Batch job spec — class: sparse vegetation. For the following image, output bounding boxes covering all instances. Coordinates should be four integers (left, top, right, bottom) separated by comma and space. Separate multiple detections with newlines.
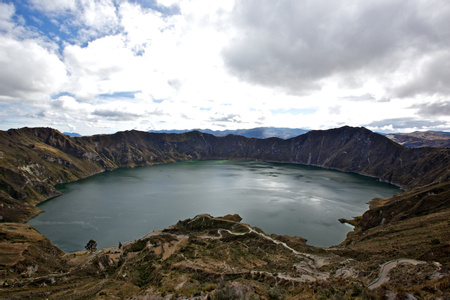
124, 238, 149, 253
1, 213, 450, 299
85, 239, 97, 252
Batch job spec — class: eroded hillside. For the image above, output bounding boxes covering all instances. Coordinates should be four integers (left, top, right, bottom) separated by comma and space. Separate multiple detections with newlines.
336, 182, 450, 268
1, 213, 449, 299
385, 131, 450, 148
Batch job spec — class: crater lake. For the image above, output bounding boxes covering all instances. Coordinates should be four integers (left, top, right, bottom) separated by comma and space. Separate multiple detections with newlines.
28, 160, 401, 252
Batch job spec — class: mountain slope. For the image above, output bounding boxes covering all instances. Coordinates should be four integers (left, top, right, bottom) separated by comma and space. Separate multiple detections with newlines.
338, 181, 450, 268
385, 131, 450, 148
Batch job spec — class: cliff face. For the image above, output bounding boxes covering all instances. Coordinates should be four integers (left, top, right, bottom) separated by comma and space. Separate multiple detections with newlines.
352, 181, 450, 232
1, 126, 450, 221
338, 181, 450, 270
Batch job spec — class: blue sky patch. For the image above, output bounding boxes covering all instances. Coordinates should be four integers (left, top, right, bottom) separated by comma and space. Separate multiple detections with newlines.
99, 91, 137, 99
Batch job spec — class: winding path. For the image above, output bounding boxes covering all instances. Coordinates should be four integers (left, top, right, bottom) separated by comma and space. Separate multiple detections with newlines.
185, 216, 362, 284
124, 218, 433, 288
201, 223, 334, 282
368, 259, 426, 290
153, 225, 430, 288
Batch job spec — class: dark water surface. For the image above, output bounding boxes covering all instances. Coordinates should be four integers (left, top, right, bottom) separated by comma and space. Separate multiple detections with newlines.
29, 160, 401, 252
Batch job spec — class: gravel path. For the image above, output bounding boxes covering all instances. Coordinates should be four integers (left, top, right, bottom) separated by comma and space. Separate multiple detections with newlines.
368, 259, 426, 289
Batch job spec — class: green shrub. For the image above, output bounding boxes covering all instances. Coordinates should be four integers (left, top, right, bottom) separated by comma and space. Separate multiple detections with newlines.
125, 238, 148, 253
430, 238, 441, 245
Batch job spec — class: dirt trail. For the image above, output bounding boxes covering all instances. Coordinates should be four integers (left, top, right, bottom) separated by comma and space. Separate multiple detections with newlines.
368, 259, 426, 289
201, 224, 338, 283
245, 226, 339, 268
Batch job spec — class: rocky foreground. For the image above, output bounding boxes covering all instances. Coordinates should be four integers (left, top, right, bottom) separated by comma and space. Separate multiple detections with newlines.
1, 207, 449, 299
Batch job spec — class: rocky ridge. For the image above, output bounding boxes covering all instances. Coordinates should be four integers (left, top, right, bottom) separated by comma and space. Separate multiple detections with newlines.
385, 131, 450, 148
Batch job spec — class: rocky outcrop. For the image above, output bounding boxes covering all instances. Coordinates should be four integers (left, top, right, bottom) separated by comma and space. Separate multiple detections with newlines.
353, 181, 450, 231
337, 180, 450, 273
1, 126, 450, 221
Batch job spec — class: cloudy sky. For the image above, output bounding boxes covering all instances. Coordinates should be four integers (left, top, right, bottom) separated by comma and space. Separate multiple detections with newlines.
0, 0, 449, 135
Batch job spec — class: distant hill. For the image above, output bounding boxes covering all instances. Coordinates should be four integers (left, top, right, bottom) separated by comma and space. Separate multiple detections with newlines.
385, 131, 450, 148
149, 127, 309, 139
63, 132, 82, 137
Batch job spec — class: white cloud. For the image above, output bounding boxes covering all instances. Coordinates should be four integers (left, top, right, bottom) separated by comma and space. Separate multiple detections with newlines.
0, 2, 67, 102
51, 95, 91, 111
0, 2, 16, 32
78, 0, 119, 35
392, 50, 450, 97
119, 2, 168, 48
0, 36, 67, 100
223, 0, 450, 98
29, 0, 120, 43
156, 0, 180, 8
1, 0, 450, 134
63, 35, 132, 99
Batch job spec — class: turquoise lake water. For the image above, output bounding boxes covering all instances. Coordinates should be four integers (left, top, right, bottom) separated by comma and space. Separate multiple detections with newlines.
29, 160, 401, 252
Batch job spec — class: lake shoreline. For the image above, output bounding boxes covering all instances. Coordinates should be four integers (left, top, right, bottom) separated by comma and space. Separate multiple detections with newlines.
29, 160, 400, 252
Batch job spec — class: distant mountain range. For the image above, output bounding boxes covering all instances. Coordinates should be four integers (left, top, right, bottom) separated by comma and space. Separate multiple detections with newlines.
385, 131, 450, 148
152, 128, 450, 148
65, 128, 450, 148
62, 132, 82, 137
149, 127, 309, 139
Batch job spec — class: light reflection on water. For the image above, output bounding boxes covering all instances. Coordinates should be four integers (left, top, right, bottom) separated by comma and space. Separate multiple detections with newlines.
29, 160, 401, 252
